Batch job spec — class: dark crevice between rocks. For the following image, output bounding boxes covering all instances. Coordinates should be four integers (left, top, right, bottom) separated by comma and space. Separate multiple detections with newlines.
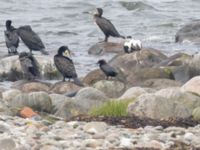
67, 115, 200, 129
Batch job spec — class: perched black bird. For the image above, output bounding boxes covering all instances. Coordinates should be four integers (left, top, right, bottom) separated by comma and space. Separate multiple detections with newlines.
94, 8, 125, 42
54, 46, 83, 86
97, 59, 118, 79
17, 25, 48, 55
19, 52, 40, 80
4, 20, 19, 54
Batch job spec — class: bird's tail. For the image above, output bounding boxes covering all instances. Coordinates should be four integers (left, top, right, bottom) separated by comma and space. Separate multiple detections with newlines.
73, 77, 84, 87
120, 35, 125, 39
41, 49, 49, 55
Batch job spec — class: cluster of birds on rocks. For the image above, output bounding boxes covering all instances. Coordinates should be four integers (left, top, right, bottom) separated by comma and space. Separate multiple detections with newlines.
4, 8, 142, 86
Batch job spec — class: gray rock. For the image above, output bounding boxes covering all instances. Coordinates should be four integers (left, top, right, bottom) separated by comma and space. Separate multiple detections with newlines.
182, 76, 200, 96
192, 107, 200, 121
83, 122, 108, 134
142, 78, 181, 90
74, 87, 108, 113
0, 138, 16, 150
2, 89, 21, 101
49, 94, 69, 113
175, 21, 200, 43
11, 91, 52, 113
54, 99, 84, 118
119, 87, 148, 100
156, 88, 200, 112
128, 93, 191, 120
0, 55, 60, 81
93, 80, 126, 98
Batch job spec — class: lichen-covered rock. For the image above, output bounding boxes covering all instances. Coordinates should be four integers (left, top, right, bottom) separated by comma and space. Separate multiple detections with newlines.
74, 87, 108, 113
128, 93, 191, 120
93, 80, 126, 98
11, 91, 52, 113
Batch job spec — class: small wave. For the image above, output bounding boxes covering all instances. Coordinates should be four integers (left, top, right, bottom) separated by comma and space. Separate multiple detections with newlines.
45, 31, 78, 36
119, 1, 156, 11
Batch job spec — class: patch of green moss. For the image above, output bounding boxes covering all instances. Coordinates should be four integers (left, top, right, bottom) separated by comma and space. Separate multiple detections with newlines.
89, 99, 134, 117
163, 67, 175, 80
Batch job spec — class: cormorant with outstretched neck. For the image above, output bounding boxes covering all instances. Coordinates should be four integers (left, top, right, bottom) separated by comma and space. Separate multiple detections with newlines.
17, 25, 48, 55
4, 20, 19, 54
54, 46, 83, 86
19, 52, 40, 80
97, 59, 118, 79
94, 8, 125, 42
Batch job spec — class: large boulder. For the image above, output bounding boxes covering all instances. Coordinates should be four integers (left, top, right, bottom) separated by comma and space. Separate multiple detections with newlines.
109, 48, 167, 70
49, 81, 82, 94
88, 42, 124, 55
156, 88, 200, 112
175, 21, 200, 43
142, 78, 181, 89
2, 89, 22, 101
0, 55, 61, 81
93, 80, 126, 98
10, 91, 52, 113
74, 87, 108, 113
181, 76, 200, 96
128, 93, 191, 120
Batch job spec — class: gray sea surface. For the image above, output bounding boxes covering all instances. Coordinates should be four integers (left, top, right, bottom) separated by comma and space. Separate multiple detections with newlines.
0, 0, 200, 76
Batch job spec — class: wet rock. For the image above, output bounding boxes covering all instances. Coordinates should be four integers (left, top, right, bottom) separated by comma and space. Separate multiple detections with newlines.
50, 81, 82, 94
175, 21, 200, 43
128, 93, 191, 120
192, 107, 200, 121
11, 91, 52, 113
21, 82, 50, 93
74, 87, 108, 113
83, 122, 108, 134
83, 69, 107, 85
142, 78, 181, 89
110, 48, 167, 70
181, 76, 200, 96
93, 80, 126, 98
119, 87, 148, 100
2, 89, 21, 101
0, 138, 16, 150
88, 42, 124, 55
0, 55, 60, 81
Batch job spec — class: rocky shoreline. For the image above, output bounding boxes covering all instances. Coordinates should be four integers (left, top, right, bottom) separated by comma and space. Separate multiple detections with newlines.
1, 34, 200, 149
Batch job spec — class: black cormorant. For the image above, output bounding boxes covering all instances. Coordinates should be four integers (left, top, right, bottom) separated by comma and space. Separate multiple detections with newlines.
4, 20, 19, 54
97, 59, 118, 79
17, 25, 48, 55
94, 8, 125, 42
54, 46, 83, 86
19, 52, 40, 80
123, 36, 142, 53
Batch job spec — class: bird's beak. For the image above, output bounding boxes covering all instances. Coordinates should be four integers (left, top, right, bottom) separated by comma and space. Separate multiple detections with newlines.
63, 50, 71, 58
